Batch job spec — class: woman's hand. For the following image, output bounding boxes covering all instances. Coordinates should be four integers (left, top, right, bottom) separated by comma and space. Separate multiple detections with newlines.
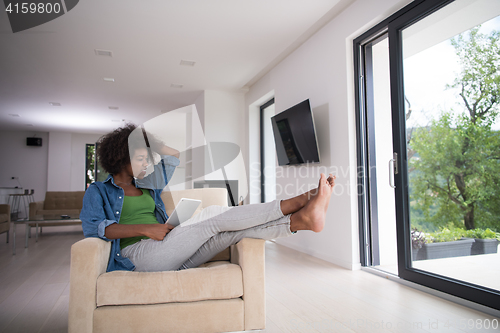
142, 223, 175, 241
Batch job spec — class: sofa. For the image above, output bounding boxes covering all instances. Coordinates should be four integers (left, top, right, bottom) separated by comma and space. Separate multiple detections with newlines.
0, 204, 11, 243
28, 191, 85, 232
69, 188, 266, 333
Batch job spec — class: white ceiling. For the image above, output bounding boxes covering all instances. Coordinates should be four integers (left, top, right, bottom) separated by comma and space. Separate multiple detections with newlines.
0, 0, 351, 134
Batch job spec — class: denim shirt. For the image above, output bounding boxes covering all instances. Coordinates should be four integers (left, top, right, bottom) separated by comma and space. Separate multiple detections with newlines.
80, 155, 180, 272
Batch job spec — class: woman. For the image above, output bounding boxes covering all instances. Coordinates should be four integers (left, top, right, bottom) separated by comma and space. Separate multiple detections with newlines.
81, 124, 335, 272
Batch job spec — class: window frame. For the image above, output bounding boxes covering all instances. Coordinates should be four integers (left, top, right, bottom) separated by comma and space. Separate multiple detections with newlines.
260, 98, 275, 203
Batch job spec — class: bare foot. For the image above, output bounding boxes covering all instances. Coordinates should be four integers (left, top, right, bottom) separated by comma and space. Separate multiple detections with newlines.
281, 174, 336, 215
306, 174, 336, 199
290, 173, 335, 232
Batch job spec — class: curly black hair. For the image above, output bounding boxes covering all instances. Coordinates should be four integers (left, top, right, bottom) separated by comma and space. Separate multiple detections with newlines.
96, 123, 137, 175
96, 123, 165, 175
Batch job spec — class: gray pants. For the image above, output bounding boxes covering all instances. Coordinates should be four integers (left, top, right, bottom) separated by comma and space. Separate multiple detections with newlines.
121, 200, 294, 272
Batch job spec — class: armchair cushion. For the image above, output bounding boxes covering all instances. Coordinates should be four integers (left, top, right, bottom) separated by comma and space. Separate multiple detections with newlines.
96, 261, 243, 306
161, 188, 228, 217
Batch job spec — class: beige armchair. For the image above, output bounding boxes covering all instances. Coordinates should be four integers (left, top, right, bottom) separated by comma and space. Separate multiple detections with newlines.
0, 204, 11, 243
69, 188, 266, 333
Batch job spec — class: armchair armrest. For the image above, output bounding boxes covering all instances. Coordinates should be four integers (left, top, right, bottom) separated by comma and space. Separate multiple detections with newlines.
29, 201, 44, 219
230, 238, 266, 330
0, 204, 10, 217
69, 238, 111, 333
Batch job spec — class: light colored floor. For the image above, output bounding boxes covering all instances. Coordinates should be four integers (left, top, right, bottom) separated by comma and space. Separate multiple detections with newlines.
0, 225, 80, 333
0, 225, 499, 333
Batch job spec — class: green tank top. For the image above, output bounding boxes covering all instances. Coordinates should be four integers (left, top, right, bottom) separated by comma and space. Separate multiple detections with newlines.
119, 189, 159, 250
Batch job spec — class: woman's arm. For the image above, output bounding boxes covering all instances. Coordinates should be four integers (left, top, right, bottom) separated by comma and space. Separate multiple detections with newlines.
157, 144, 180, 158
81, 184, 118, 241
148, 134, 180, 158
104, 223, 175, 241
137, 143, 180, 190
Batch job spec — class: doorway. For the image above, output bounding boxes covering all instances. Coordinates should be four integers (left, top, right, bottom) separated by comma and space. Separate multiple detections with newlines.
260, 98, 277, 203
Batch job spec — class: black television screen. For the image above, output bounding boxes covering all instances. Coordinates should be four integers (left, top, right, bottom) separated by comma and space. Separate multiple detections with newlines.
271, 99, 320, 166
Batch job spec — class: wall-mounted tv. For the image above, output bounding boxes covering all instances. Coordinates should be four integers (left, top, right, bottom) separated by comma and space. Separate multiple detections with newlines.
271, 99, 320, 166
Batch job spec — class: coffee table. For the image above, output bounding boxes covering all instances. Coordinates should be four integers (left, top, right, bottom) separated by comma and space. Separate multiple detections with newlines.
12, 217, 81, 255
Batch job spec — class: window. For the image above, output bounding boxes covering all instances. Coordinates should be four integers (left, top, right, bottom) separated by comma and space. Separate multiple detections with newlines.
85, 144, 95, 189
260, 98, 277, 203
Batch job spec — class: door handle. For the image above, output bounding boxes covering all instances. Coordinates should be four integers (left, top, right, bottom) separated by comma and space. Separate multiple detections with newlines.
389, 152, 398, 188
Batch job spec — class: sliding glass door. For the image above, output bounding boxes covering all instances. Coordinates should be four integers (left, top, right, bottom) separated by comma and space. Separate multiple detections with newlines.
356, 0, 500, 310
358, 33, 399, 275
401, 0, 500, 293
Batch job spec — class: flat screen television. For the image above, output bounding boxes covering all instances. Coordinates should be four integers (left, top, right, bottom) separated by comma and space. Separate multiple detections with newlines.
271, 99, 320, 166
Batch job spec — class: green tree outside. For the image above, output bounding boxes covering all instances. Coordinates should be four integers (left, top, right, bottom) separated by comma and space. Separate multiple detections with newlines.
86, 144, 96, 189
409, 27, 500, 232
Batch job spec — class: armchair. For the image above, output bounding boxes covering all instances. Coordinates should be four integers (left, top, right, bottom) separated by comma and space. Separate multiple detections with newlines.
69, 188, 266, 333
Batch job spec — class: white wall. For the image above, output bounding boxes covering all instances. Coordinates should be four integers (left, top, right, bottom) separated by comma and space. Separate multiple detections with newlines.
204, 90, 245, 150
245, 0, 412, 270
192, 92, 207, 183
47, 132, 102, 191
47, 132, 72, 191
0, 130, 101, 204
0, 131, 49, 202
203, 90, 247, 200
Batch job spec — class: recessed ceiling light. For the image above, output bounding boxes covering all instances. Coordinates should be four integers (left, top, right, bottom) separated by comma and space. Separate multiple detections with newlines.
180, 60, 196, 67
171, 83, 184, 88
95, 49, 113, 57
103, 78, 115, 82
49, 102, 61, 106
108, 106, 119, 110
8, 114, 20, 117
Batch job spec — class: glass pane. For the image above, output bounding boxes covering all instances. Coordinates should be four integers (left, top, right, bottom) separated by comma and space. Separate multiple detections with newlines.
403, 0, 500, 291
365, 35, 399, 275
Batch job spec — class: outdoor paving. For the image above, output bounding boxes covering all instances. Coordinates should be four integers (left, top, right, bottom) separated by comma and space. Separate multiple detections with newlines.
376, 245, 500, 291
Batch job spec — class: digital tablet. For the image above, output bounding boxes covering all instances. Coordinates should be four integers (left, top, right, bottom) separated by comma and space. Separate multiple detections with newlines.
166, 198, 202, 227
